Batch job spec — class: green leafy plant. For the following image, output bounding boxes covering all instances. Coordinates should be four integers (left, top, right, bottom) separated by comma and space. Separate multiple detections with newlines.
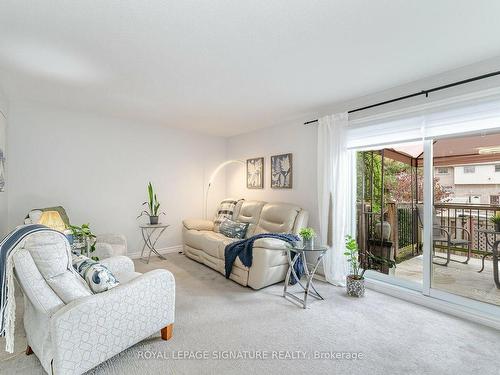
344, 235, 396, 280
299, 227, 316, 240
137, 182, 166, 218
344, 235, 363, 279
490, 213, 500, 224
69, 223, 98, 261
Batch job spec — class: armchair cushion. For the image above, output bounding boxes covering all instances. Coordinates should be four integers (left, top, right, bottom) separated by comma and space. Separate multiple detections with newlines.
183, 219, 214, 231
72, 254, 119, 293
13, 249, 65, 315
24, 231, 92, 304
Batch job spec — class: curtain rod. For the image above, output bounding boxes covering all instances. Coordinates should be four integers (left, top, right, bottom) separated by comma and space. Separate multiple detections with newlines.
303, 69, 500, 125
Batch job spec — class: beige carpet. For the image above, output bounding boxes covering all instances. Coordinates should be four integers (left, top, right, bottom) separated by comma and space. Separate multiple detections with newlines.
1, 253, 500, 375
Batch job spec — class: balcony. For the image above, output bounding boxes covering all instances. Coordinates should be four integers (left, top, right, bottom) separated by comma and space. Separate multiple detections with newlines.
357, 135, 500, 307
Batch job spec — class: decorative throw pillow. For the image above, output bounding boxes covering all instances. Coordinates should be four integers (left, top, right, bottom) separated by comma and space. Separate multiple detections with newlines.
71, 253, 119, 293
214, 199, 240, 232
219, 218, 249, 239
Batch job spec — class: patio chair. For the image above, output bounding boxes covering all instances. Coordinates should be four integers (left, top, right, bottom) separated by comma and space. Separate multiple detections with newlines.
416, 204, 472, 266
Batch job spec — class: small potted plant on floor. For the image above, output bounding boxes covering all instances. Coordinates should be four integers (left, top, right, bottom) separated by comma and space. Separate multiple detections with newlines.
344, 235, 396, 297
137, 182, 166, 225
299, 227, 316, 249
344, 235, 366, 297
490, 213, 500, 232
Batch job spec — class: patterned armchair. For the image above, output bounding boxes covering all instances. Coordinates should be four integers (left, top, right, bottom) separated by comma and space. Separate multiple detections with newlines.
13, 230, 175, 375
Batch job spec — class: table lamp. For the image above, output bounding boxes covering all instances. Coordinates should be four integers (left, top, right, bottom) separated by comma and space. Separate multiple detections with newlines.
38, 210, 66, 232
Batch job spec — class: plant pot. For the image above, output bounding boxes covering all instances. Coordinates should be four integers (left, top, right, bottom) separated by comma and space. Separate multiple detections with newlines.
495, 222, 500, 232
303, 237, 314, 249
346, 275, 365, 297
374, 221, 391, 241
149, 216, 159, 225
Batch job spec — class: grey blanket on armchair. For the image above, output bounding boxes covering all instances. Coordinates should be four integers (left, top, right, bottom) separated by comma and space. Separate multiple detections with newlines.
224, 233, 303, 285
0, 224, 58, 352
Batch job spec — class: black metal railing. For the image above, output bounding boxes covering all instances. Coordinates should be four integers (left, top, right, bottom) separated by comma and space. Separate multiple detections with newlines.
358, 202, 500, 263
434, 203, 500, 256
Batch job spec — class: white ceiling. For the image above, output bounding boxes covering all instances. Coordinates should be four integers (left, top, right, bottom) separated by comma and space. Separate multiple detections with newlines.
1, 1, 500, 137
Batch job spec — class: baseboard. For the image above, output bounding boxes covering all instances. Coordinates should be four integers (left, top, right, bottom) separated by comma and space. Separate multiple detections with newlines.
128, 245, 183, 260
365, 278, 500, 330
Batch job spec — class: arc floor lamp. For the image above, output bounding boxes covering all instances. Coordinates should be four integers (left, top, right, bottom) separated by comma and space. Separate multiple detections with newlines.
204, 159, 244, 219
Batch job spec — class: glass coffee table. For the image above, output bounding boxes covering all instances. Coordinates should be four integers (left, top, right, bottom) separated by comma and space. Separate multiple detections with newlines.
283, 244, 328, 309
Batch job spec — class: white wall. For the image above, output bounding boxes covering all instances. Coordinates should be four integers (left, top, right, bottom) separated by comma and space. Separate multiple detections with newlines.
454, 164, 500, 185
0, 88, 7, 238
226, 57, 500, 234
226, 122, 318, 229
7, 101, 227, 253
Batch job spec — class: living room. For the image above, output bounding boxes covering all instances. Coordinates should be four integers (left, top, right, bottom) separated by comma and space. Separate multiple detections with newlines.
1, 2, 500, 375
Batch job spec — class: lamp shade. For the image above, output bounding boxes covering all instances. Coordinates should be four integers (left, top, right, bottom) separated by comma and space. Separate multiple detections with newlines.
38, 211, 66, 232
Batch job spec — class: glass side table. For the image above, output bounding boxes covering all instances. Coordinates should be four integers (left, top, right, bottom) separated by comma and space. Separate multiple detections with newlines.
283, 244, 328, 309
140, 223, 170, 264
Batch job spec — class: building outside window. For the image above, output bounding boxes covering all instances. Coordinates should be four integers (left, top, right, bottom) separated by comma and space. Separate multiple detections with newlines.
436, 167, 449, 174
463, 166, 475, 174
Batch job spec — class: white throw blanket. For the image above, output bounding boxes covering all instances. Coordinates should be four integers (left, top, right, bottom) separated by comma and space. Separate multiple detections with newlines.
0, 225, 57, 352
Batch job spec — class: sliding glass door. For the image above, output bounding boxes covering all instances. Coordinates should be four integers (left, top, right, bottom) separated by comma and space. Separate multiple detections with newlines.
430, 132, 500, 307
350, 90, 500, 318
356, 140, 425, 290
355, 133, 500, 308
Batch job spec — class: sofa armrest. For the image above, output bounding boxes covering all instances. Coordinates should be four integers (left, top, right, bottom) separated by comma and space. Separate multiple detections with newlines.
50, 269, 175, 375
183, 219, 214, 231
253, 238, 290, 251
100, 256, 135, 274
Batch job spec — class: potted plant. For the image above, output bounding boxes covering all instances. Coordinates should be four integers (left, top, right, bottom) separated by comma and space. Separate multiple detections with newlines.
299, 227, 316, 249
137, 182, 166, 225
344, 235, 366, 297
344, 234, 396, 297
69, 223, 98, 260
490, 213, 500, 232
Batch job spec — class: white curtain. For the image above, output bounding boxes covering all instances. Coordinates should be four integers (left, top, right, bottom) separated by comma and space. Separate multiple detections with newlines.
346, 88, 500, 149
317, 112, 352, 286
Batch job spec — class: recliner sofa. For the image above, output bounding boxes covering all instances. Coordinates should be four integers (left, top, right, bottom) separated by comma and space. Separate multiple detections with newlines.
182, 200, 308, 289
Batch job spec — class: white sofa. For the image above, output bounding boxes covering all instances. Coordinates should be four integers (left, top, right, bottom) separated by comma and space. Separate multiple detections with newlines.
13, 230, 175, 375
183, 200, 308, 289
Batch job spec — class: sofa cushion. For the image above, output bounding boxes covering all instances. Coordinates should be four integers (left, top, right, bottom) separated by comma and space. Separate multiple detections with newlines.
184, 230, 231, 258
183, 219, 214, 231
233, 200, 266, 238
255, 203, 301, 234
214, 198, 240, 232
219, 218, 249, 239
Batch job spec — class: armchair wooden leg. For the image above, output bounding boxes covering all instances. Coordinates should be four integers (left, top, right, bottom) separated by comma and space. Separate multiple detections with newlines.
26, 345, 33, 355
161, 324, 173, 340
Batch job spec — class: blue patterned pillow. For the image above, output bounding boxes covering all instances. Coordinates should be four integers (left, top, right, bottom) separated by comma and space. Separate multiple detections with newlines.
72, 253, 119, 293
219, 218, 249, 239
